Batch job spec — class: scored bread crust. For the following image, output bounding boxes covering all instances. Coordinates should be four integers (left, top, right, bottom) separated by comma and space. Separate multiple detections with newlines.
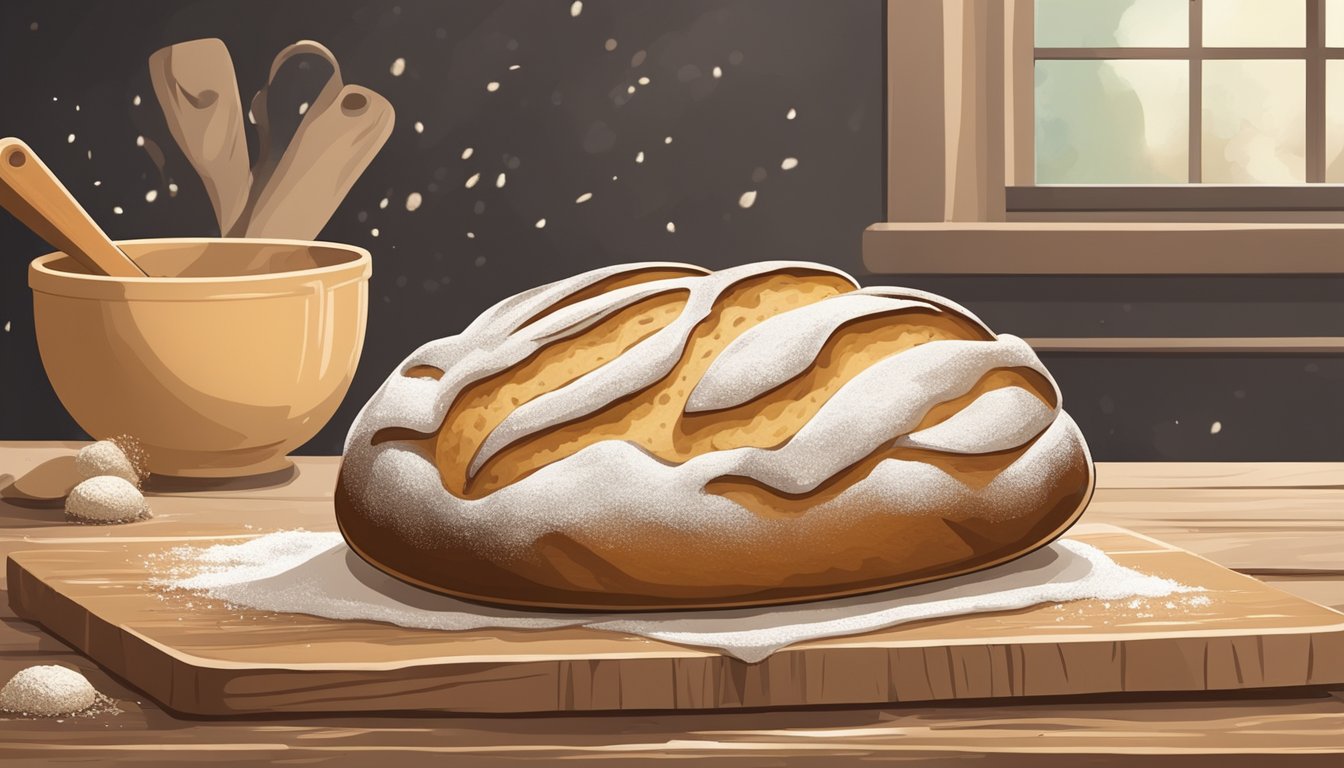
336, 261, 1095, 611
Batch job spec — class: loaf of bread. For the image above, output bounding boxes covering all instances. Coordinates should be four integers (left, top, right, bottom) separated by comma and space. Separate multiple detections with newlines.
336, 261, 1094, 610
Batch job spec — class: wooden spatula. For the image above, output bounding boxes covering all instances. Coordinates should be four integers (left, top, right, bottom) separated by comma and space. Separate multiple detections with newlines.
239, 40, 346, 233
0, 138, 147, 277
148, 38, 252, 236
243, 85, 395, 239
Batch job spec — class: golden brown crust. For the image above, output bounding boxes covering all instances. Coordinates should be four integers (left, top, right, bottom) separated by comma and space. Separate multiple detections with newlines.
336, 262, 1095, 611
335, 453, 1092, 611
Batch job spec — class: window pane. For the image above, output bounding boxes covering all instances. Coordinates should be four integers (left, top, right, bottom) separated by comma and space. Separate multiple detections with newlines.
1035, 0, 1188, 47
1036, 60, 1189, 183
1327, 0, 1344, 46
1327, 61, 1344, 181
1202, 60, 1305, 183
1203, 0, 1305, 47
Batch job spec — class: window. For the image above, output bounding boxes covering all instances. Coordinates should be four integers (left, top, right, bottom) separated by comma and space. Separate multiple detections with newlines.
1011, 0, 1344, 212
870, 0, 1344, 276
1033, 0, 1344, 185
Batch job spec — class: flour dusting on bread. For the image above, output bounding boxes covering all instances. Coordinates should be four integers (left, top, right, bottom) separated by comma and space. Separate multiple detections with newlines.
337, 261, 1095, 610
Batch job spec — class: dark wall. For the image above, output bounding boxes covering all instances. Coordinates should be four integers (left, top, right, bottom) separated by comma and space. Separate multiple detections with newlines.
1, 1, 1340, 460
901, 275, 1344, 461
0, 0, 883, 454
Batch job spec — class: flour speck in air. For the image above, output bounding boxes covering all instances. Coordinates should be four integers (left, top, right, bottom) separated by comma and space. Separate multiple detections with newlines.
738, 190, 757, 208
405, 192, 423, 212
390, 57, 406, 77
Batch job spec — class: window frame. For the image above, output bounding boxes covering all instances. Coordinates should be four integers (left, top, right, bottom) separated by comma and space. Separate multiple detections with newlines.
1014, 0, 1344, 214
867, 0, 1344, 350
871, 0, 1344, 278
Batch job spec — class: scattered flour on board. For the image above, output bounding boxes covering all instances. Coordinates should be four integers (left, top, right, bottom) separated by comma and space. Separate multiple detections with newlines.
154, 532, 1203, 663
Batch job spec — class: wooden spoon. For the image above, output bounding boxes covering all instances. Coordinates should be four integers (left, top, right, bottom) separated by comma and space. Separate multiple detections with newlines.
148, 38, 252, 236
0, 138, 147, 277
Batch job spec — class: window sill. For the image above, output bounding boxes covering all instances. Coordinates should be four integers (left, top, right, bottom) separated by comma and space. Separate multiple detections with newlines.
1024, 338, 1344, 354
863, 222, 1344, 275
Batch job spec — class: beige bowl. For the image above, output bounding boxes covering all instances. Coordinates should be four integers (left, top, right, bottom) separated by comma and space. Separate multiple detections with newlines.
29, 238, 371, 477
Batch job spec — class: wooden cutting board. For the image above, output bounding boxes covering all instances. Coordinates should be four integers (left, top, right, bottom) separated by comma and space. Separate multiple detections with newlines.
8, 524, 1344, 717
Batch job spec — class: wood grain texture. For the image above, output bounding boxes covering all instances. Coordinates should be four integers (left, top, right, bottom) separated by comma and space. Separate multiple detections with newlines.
8, 526, 1343, 716
1004, 0, 1033, 186
2, 444, 1342, 763
1260, 576, 1344, 612
1094, 462, 1344, 489
885, 0, 945, 222
1084, 489, 1344, 572
1, 683, 1340, 766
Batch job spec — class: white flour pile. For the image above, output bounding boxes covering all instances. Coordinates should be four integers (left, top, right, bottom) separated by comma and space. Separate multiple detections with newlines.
74, 438, 147, 487
66, 476, 150, 524
65, 438, 152, 525
0, 665, 97, 716
155, 532, 1201, 663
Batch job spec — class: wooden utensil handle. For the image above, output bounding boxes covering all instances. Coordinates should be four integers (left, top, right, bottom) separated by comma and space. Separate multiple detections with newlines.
243, 86, 394, 239
0, 138, 146, 277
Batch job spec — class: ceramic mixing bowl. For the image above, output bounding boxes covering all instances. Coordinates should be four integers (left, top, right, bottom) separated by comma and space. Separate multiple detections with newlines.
28, 238, 371, 477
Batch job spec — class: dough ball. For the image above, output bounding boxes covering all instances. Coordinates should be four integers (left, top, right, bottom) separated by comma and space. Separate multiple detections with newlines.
74, 439, 146, 487
0, 665, 98, 716
65, 476, 151, 524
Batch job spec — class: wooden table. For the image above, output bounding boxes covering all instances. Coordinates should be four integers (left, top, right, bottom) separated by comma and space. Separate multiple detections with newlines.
1, 441, 1341, 765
